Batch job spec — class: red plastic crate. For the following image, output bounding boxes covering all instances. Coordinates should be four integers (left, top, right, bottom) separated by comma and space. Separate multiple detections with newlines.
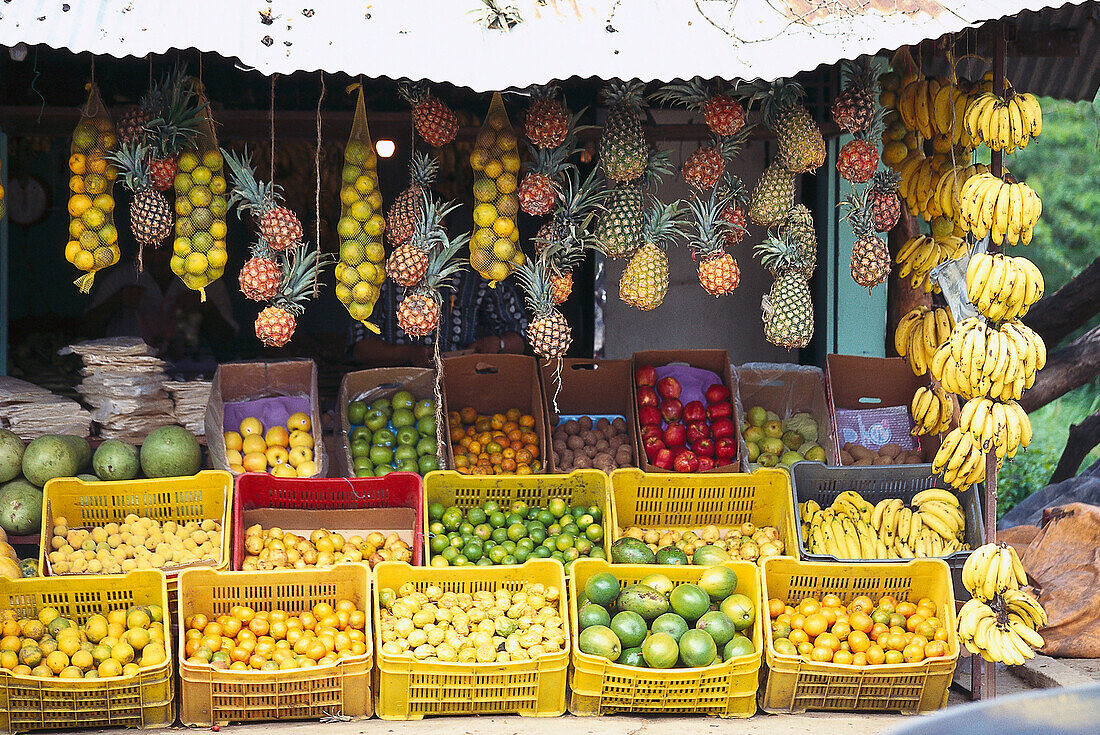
231, 472, 424, 568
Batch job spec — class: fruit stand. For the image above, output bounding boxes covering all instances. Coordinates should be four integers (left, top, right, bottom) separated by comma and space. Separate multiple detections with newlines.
1, 0, 1094, 730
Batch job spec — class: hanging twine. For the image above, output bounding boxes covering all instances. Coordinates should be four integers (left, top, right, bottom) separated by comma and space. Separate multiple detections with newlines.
269, 74, 278, 181
314, 71, 325, 297
433, 334, 448, 469
550, 357, 563, 415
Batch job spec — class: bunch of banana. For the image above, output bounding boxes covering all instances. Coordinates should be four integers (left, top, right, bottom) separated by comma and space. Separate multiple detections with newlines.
963, 542, 1027, 600
931, 427, 988, 491
896, 234, 968, 293
957, 172, 1042, 245
957, 542, 1047, 664
911, 383, 954, 436
958, 397, 1032, 460
957, 597, 1045, 665
895, 306, 954, 376
931, 317, 1046, 401
966, 252, 1044, 321
799, 488, 966, 560
896, 76, 976, 146
964, 91, 1043, 153
934, 162, 988, 225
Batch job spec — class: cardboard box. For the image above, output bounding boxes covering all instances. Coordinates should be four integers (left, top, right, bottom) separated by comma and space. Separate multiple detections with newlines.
205, 359, 328, 477
335, 367, 447, 477
737, 362, 839, 465
631, 349, 741, 472
539, 359, 639, 473
826, 354, 956, 464
442, 355, 550, 472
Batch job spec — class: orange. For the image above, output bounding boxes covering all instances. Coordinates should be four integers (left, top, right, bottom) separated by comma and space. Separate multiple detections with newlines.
924, 640, 947, 658
814, 633, 840, 653
810, 646, 833, 663
866, 644, 886, 665
849, 612, 873, 634
848, 630, 871, 653
802, 614, 828, 638
903, 643, 925, 663
852, 652, 868, 666
884, 649, 905, 665
905, 613, 925, 632
788, 629, 809, 646
822, 594, 842, 608
884, 633, 908, 652
895, 602, 917, 618
831, 621, 851, 641
832, 649, 854, 665
186, 614, 209, 632
797, 641, 814, 656
820, 607, 838, 626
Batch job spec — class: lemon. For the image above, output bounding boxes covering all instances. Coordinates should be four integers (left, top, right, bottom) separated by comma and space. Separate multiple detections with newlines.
67, 194, 93, 217
496, 173, 517, 195
209, 175, 227, 195
191, 166, 212, 186
492, 217, 515, 238
352, 282, 373, 302
207, 246, 228, 269
350, 200, 372, 222
191, 231, 214, 253
364, 214, 385, 238
337, 216, 361, 239
203, 150, 224, 169
340, 186, 360, 207
473, 203, 498, 229
484, 160, 504, 179
73, 250, 95, 272
354, 175, 376, 195
355, 262, 378, 282
176, 198, 194, 217
364, 242, 385, 264
178, 152, 199, 172
342, 164, 361, 184
188, 186, 213, 208
339, 241, 366, 266
65, 241, 81, 263
184, 252, 209, 276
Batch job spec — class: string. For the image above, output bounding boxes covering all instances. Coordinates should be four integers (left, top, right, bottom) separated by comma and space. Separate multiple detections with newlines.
270, 74, 278, 181
198, 51, 203, 84
314, 71, 325, 297
90, 55, 95, 85
432, 334, 447, 469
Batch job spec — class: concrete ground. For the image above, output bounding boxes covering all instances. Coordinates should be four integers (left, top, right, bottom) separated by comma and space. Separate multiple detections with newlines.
88, 659, 1065, 735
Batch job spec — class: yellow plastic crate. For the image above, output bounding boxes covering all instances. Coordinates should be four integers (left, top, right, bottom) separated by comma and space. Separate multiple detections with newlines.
373, 559, 569, 719
610, 468, 798, 560
568, 558, 762, 717
759, 557, 959, 714
422, 470, 613, 573
176, 565, 373, 725
0, 570, 174, 733
39, 471, 234, 622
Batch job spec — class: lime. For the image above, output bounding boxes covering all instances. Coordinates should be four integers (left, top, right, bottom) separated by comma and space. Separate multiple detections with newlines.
392, 408, 416, 429
548, 498, 568, 518
391, 391, 415, 410
347, 400, 367, 425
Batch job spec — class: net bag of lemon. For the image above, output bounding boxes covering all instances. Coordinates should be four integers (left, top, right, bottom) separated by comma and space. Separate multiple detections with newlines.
335, 83, 387, 330
470, 92, 523, 284
67, 83, 120, 293
171, 79, 229, 301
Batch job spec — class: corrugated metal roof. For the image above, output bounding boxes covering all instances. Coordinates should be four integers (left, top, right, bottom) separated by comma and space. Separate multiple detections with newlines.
0, 0, 1094, 90
1007, 1, 1100, 100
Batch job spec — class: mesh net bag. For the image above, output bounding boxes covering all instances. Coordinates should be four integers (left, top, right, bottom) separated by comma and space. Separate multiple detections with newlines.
334, 83, 386, 330
67, 83, 119, 293
170, 79, 228, 301
469, 93, 523, 284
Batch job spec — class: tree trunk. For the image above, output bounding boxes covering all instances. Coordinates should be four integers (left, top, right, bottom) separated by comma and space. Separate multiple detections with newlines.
1024, 256, 1100, 348
1020, 323, 1100, 412
1050, 409, 1100, 484
885, 209, 929, 357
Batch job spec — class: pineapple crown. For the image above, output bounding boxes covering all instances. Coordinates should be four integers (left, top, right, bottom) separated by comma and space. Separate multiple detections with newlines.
839, 187, 876, 238
754, 230, 805, 277
222, 146, 281, 217
409, 193, 462, 252
513, 248, 560, 317
105, 140, 153, 192
853, 105, 887, 141
640, 147, 675, 190
715, 173, 747, 206
272, 244, 333, 315
527, 84, 562, 103
708, 125, 753, 162
601, 80, 648, 113
641, 197, 689, 249
248, 238, 276, 261
421, 222, 469, 296
398, 81, 435, 107
687, 189, 740, 259
474, 0, 523, 30
526, 140, 576, 179
408, 152, 441, 188
651, 77, 730, 110
537, 168, 605, 258
742, 78, 806, 127
146, 68, 204, 157
841, 57, 880, 96
868, 168, 901, 195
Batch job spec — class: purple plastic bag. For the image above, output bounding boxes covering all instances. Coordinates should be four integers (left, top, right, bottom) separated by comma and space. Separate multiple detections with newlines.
835, 406, 917, 451
224, 395, 311, 434
654, 365, 723, 428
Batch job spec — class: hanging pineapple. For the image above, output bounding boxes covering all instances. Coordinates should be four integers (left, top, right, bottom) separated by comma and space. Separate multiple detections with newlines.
599, 81, 649, 184
867, 169, 902, 233
595, 148, 673, 259
785, 204, 819, 279
836, 109, 885, 184
105, 141, 173, 250
748, 163, 797, 227
400, 82, 459, 148
680, 129, 750, 192
396, 205, 470, 338
618, 198, 688, 311
841, 189, 891, 292
254, 244, 331, 348
533, 168, 605, 304
515, 251, 573, 360
831, 58, 879, 134
387, 152, 439, 247
716, 175, 749, 247
687, 190, 742, 297
387, 196, 460, 288
239, 239, 282, 302
652, 77, 747, 136
524, 84, 570, 149
116, 78, 164, 148
145, 67, 204, 191
747, 78, 826, 174
223, 147, 304, 252
519, 143, 574, 217
755, 227, 815, 350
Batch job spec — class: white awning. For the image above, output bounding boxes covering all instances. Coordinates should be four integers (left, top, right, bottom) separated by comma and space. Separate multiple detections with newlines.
0, 0, 1089, 90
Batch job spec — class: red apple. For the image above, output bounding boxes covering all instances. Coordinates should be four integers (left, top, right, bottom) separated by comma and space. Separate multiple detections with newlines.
710, 417, 736, 439
653, 447, 674, 470
638, 405, 662, 427
715, 437, 737, 463
636, 365, 658, 387
643, 436, 666, 461
673, 450, 699, 473
656, 376, 681, 400
686, 422, 709, 444
636, 386, 659, 408
641, 424, 663, 442
663, 422, 686, 448
660, 398, 683, 423
696, 456, 716, 472
683, 400, 706, 423
706, 402, 733, 421
705, 383, 731, 404
693, 437, 715, 457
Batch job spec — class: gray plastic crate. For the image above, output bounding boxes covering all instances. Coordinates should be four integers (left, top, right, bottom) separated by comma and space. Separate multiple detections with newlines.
790, 461, 983, 596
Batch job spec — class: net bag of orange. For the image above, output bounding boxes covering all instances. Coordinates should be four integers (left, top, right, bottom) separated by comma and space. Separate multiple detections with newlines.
334, 83, 386, 329
470, 93, 523, 284
67, 83, 119, 293
170, 79, 229, 300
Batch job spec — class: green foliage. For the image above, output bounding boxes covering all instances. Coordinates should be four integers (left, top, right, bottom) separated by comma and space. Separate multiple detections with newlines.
996, 445, 1060, 519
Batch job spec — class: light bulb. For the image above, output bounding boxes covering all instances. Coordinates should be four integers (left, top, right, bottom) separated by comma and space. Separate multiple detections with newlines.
375, 139, 396, 158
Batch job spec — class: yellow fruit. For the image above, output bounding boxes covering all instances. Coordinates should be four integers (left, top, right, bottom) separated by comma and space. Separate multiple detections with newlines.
139, 643, 166, 668
111, 642, 134, 665
97, 659, 122, 677
226, 449, 243, 466
495, 173, 517, 195
242, 453, 267, 473
287, 412, 311, 432
69, 153, 88, 174
265, 426, 290, 448
45, 650, 70, 674
265, 446, 290, 467
364, 214, 385, 238
296, 461, 319, 478
125, 628, 151, 651
492, 217, 515, 238
473, 203, 498, 229
289, 430, 314, 449
272, 464, 297, 478
484, 160, 504, 179
241, 434, 267, 455
239, 417, 264, 436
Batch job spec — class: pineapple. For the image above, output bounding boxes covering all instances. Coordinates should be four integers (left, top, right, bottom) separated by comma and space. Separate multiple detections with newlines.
681, 129, 748, 192
619, 198, 688, 311
754, 232, 814, 349
599, 81, 648, 183
106, 141, 173, 247
514, 251, 573, 359
687, 190, 741, 297
396, 211, 469, 338
254, 244, 330, 348
386, 195, 460, 288
223, 147, 304, 251
748, 79, 826, 174
831, 58, 878, 134
239, 239, 282, 302
748, 163, 796, 227
841, 189, 891, 291
400, 82, 458, 148
519, 143, 573, 216
784, 204, 818, 279
652, 77, 746, 136
867, 169, 902, 232
145, 68, 203, 191
836, 107, 885, 184
387, 152, 440, 245
524, 85, 569, 148
595, 149, 672, 259
534, 168, 605, 304
716, 175, 749, 247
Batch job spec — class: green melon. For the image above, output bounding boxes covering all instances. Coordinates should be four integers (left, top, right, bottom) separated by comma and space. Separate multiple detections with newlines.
140, 426, 201, 478
21, 435, 90, 487
0, 479, 43, 536
0, 429, 24, 484
93, 440, 140, 481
